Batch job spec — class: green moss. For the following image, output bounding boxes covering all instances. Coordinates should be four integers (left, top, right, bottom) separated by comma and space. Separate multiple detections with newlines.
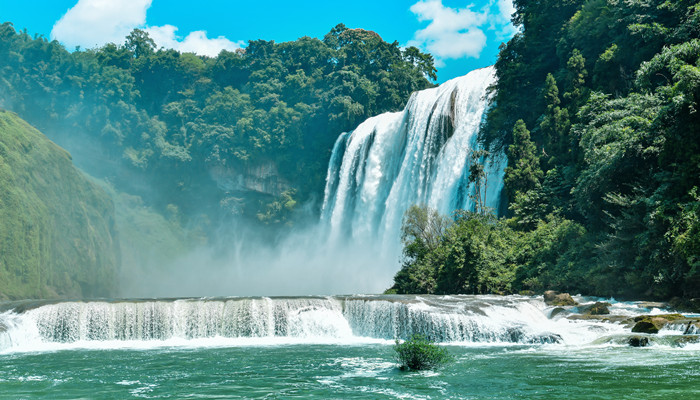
0, 110, 119, 300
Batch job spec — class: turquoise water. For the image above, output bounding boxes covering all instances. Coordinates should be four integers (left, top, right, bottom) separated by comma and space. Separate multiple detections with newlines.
1, 343, 699, 399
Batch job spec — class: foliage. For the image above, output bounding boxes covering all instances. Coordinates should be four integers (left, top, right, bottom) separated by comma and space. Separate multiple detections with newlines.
394, 334, 452, 371
392, 206, 518, 295
0, 22, 435, 235
458, 0, 700, 300
503, 119, 542, 203
0, 110, 119, 299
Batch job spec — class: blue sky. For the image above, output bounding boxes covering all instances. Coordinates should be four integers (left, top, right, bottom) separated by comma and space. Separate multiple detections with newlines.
1, 0, 516, 82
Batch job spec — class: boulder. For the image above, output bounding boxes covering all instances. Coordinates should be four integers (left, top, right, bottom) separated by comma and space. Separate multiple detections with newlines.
630, 314, 685, 334
628, 336, 650, 347
543, 291, 578, 306
528, 333, 563, 344
549, 307, 569, 319
579, 302, 611, 315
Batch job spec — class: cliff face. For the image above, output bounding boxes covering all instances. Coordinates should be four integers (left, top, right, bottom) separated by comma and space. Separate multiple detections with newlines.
0, 110, 119, 300
209, 162, 291, 197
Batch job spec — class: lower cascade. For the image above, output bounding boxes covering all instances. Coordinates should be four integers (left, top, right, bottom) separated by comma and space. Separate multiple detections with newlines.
0, 295, 687, 352
321, 66, 505, 249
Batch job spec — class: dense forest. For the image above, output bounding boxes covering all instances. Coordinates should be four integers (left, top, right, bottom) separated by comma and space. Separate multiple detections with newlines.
0, 22, 435, 231
1, 1, 699, 303
392, 0, 700, 303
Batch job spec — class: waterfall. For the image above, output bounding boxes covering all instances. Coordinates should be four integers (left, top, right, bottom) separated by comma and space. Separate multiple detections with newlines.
0, 295, 665, 352
321, 66, 505, 250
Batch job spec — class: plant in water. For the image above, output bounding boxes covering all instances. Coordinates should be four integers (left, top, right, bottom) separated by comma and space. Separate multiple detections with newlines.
394, 334, 453, 371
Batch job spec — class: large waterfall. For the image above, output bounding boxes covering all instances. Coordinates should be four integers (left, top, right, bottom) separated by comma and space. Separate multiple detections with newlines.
321, 66, 504, 249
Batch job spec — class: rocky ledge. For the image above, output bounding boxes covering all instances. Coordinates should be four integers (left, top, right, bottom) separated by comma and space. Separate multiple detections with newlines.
543, 291, 700, 347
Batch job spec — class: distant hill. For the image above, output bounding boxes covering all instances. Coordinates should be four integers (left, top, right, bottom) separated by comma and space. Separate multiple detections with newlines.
0, 110, 119, 299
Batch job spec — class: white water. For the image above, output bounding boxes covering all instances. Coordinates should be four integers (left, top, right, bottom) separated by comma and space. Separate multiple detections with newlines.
321, 66, 505, 253
2, 295, 691, 354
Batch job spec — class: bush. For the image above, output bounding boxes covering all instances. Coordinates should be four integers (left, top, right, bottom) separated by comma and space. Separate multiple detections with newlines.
394, 334, 452, 371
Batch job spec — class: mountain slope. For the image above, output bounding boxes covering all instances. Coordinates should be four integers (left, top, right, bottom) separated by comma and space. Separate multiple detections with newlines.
0, 110, 119, 299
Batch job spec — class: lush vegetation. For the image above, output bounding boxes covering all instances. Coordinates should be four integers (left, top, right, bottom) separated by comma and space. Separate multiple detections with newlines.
0, 110, 119, 299
392, 0, 700, 302
394, 334, 452, 371
0, 23, 435, 234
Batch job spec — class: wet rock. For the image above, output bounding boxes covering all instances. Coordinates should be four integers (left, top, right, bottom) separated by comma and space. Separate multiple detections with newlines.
636, 301, 667, 310
631, 314, 685, 334
595, 334, 700, 347
543, 291, 578, 306
567, 314, 629, 324
528, 333, 562, 344
665, 319, 700, 335
671, 335, 700, 346
628, 336, 650, 347
504, 327, 526, 342
549, 307, 569, 319
579, 302, 611, 315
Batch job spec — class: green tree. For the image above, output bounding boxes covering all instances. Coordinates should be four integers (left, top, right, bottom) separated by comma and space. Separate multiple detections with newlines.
504, 119, 542, 201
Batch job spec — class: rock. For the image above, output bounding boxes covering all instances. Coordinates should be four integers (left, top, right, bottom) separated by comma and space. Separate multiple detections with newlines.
636, 301, 667, 310
568, 314, 629, 324
595, 334, 700, 347
519, 290, 536, 296
628, 336, 650, 347
504, 327, 526, 342
528, 333, 563, 344
543, 291, 578, 306
579, 302, 611, 315
549, 307, 569, 319
664, 319, 700, 335
630, 314, 686, 334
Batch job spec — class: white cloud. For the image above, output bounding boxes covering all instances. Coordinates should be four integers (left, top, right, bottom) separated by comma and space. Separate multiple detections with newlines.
146, 25, 244, 57
408, 0, 516, 62
51, 0, 151, 49
495, 0, 518, 38
51, 0, 242, 56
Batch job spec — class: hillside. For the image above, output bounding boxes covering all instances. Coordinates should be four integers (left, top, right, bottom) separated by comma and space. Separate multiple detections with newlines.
0, 110, 119, 299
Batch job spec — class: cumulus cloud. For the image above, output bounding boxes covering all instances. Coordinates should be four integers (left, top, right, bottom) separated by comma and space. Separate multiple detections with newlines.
146, 25, 244, 57
51, 0, 151, 49
51, 0, 242, 56
408, 0, 516, 62
495, 0, 517, 38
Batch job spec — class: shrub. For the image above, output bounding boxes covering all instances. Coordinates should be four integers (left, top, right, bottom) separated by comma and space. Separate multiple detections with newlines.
394, 334, 452, 371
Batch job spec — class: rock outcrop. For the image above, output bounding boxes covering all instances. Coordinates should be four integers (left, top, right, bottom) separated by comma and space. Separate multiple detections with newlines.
543, 291, 578, 306
630, 314, 686, 334
579, 302, 611, 315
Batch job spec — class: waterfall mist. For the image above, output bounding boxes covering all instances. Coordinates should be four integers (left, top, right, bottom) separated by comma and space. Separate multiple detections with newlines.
108, 66, 504, 298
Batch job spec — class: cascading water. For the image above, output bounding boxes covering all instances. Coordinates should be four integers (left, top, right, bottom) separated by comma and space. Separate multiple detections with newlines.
321, 66, 505, 251
2, 295, 693, 353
